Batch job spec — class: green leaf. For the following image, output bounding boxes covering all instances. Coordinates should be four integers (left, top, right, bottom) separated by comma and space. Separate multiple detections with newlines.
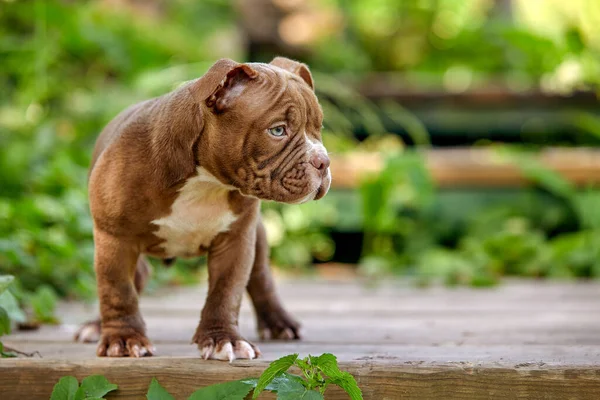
146, 378, 175, 400
326, 375, 362, 400
0, 276, 14, 295
311, 354, 362, 400
30, 285, 59, 324
74, 375, 118, 400
0, 307, 10, 336
0, 290, 27, 323
252, 353, 298, 399
240, 378, 258, 388
263, 373, 305, 392
50, 376, 79, 400
187, 380, 254, 400
274, 377, 323, 400
294, 358, 310, 371
278, 390, 323, 400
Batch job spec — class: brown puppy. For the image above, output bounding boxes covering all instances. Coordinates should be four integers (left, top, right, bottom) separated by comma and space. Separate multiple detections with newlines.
78, 57, 330, 361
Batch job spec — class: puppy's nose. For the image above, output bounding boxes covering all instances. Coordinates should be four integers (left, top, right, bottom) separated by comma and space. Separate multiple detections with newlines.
310, 152, 330, 171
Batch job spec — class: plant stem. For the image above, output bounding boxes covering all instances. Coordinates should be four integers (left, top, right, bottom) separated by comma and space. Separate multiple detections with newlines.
3, 345, 42, 358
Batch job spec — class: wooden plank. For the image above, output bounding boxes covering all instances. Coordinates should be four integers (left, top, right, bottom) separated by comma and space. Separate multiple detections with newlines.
354, 74, 599, 106
4, 280, 600, 399
329, 147, 600, 189
2, 358, 600, 400
4, 341, 600, 366
6, 280, 600, 347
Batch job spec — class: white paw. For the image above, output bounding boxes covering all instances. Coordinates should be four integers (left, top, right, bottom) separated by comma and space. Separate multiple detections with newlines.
107, 342, 123, 357
201, 340, 258, 362
130, 343, 154, 357
234, 340, 256, 359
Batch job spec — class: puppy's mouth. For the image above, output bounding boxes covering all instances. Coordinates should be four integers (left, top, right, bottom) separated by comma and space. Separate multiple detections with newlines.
313, 168, 331, 201
288, 169, 331, 204
288, 190, 317, 205
314, 185, 325, 201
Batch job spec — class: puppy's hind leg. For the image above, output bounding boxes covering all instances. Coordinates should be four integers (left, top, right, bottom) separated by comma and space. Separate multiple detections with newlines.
247, 219, 301, 341
74, 255, 151, 344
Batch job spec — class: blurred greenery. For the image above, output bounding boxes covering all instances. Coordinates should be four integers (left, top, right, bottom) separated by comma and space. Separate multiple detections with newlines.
1, 0, 600, 328
356, 146, 600, 286
0, 0, 239, 304
312, 0, 600, 93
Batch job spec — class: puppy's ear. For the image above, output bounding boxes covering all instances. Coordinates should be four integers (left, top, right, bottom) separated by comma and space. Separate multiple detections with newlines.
205, 63, 258, 113
270, 56, 314, 90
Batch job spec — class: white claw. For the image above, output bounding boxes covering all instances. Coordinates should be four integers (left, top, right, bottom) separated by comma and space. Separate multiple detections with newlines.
107, 343, 122, 357
234, 340, 256, 360
201, 344, 214, 360
131, 344, 141, 358
211, 342, 234, 362
201, 341, 258, 362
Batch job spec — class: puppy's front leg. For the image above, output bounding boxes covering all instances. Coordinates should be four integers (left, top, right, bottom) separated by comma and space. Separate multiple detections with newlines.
94, 229, 153, 357
193, 207, 260, 361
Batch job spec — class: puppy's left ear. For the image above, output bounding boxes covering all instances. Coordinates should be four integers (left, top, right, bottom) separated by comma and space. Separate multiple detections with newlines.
270, 57, 314, 90
205, 63, 259, 113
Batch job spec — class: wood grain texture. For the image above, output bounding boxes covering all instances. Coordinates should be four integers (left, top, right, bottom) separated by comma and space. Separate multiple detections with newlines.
4, 280, 600, 399
2, 359, 600, 400
329, 147, 600, 188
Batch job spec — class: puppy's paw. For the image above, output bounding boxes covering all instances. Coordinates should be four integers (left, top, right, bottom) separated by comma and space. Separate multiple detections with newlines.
74, 319, 101, 343
96, 327, 154, 358
257, 307, 301, 341
192, 328, 260, 362
200, 339, 259, 362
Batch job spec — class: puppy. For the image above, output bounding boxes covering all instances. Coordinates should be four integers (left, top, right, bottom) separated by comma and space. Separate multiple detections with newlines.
75, 57, 330, 361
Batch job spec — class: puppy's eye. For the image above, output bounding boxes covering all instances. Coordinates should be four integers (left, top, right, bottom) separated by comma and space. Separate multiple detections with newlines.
268, 125, 286, 137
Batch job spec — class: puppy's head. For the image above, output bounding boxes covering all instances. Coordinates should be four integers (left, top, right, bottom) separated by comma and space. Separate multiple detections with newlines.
194, 57, 330, 204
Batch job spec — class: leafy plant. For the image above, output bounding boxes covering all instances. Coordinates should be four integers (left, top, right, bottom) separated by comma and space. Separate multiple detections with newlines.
50, 375, 118, 400
145, 353, 361, 400
50, 353, 361, 400
4, 0, 600, 307
187, 380, 255, 400
0, 275, 27, 357
252, 353, 362, 400
146, 378, 175, 400
30, 285, 59, 324
358, 150, 435, 275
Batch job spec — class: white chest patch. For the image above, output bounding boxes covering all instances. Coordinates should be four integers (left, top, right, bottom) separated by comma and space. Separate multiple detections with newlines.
151, 167, 238, 258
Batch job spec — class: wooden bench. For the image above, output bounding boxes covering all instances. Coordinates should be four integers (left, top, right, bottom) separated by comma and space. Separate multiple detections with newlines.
330, 147, 600, 189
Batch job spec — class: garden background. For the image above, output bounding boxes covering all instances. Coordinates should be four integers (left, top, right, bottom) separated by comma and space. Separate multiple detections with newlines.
2, 0, 600, 324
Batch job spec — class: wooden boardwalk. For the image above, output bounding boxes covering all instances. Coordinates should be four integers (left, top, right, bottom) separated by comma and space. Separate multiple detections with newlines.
3, 278, 600, 399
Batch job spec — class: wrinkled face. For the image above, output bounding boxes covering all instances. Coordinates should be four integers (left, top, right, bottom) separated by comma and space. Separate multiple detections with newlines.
201, 59, 331, 204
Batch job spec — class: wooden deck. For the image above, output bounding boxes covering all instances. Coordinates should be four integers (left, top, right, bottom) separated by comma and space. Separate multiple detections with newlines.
3, 278, 600, 399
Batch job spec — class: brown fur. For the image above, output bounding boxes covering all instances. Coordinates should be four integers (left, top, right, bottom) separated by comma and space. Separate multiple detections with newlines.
81, 57, 330, 359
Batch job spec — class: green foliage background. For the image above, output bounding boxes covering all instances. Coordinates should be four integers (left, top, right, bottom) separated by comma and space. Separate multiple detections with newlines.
1, 0, 600, 312
1, 0, 239, 301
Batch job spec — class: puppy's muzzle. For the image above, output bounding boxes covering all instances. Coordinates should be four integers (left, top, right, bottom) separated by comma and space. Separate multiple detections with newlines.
310, 151, 330, 173
310, 149, 331, 201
